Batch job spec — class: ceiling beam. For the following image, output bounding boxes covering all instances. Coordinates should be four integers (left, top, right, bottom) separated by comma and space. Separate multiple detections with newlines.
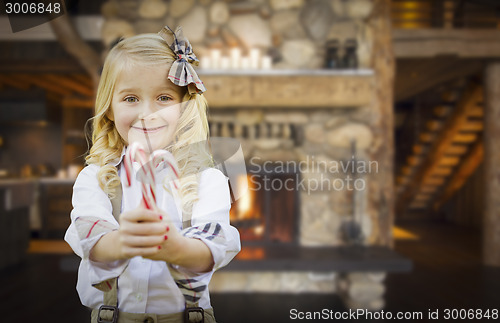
42, 74, 93, 97
393, 29, 500, 58
13, 73, 73, 96
62, 96, 94, 109
0, 74, 31, 90
395, 58, 484, 101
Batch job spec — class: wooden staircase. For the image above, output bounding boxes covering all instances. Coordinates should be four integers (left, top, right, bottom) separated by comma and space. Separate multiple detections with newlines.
395, 83, 484, 214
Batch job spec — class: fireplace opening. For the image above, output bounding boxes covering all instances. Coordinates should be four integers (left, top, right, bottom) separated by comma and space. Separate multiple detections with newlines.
229, 165, 300, 245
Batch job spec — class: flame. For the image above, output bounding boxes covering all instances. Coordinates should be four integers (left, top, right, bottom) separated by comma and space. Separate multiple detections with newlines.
236, 175, 251, 220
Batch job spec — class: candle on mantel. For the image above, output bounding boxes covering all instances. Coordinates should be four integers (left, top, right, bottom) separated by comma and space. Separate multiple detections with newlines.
249, 48, 260, 69
210, 49, 221, 69
261, 55, 272, 70
230, 48, 241, 69
220, 56, 230, 70
200, 56, 212, 70
240, 57, 251, 70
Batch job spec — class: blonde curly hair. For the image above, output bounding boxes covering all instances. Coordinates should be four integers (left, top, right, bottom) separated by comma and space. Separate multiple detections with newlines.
86, 33, 213, 216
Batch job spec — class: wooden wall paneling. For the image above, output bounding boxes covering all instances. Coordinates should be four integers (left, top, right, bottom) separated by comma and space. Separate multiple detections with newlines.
483, 62, 500, 266
371, 0, 395, 246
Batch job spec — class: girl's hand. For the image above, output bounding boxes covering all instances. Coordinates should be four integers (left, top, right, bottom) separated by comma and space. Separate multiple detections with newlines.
143, 209, 185, 263
144, 209, 215, 273
116, 206, 168, 259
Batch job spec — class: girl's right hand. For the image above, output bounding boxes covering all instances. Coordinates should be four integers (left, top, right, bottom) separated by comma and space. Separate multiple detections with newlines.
116, 206, 167, 259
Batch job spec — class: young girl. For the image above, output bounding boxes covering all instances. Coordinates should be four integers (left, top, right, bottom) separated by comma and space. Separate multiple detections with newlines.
65, 26, 241, 323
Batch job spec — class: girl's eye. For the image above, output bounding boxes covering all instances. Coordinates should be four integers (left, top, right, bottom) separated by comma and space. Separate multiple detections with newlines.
158, 95, 172, 102
124, 97, 138, 103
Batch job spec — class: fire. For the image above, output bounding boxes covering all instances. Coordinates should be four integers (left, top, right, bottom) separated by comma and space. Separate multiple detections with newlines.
229, 174, 264, 240
230, 174, 260, 221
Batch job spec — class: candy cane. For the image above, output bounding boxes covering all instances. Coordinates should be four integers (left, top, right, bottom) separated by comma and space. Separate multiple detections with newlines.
152, 150, 180, 190
123, 142, 180, 210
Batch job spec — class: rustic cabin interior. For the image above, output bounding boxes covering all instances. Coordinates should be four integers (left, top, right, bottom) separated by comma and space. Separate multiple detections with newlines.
1, 0, 500, 322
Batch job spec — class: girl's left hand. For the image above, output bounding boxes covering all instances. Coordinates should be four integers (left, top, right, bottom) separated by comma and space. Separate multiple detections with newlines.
142, 208, 185, 263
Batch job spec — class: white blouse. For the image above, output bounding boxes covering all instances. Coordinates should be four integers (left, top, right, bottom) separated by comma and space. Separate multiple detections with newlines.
64, 154, 241, 314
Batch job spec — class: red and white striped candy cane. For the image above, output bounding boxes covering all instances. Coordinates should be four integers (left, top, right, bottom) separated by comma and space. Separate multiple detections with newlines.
123, 142, 156, 210
152, 150, 180, 190
123, 142, 180, 210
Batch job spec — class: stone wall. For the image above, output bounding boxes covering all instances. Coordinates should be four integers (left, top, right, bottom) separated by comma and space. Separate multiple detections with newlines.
100, 0, 374, 69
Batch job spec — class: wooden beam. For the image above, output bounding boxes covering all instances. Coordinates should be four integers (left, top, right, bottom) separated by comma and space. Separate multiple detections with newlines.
395, 57, 484, 101
42, 74, 93, 97
62, 96, 94, 109
49, 13, 101, 88
393, 29, 500, 58
433, 139, 483, 211
0, 74, 31, 90
396, 84, 483, 214
13, 74, 73, 96
70, 74, 93, 88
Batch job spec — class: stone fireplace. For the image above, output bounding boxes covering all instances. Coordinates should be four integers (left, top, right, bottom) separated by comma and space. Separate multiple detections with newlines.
201, 70, 398, 310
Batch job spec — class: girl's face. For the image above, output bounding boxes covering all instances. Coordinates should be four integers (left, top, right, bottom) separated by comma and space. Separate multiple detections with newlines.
110, 62, 185, 152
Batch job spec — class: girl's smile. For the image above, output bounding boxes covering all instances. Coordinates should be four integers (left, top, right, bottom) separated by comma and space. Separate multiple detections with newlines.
131, 124, 168, 134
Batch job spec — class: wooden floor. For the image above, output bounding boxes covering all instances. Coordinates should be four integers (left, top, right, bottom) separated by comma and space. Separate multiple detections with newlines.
0, 220, 498, 323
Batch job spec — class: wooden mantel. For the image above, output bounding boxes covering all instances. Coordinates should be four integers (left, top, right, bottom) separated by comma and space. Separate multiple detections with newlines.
60, 69, 375, 109
199, 69, 375, 109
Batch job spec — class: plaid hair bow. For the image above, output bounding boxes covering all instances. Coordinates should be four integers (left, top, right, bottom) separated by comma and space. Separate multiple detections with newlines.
158, 26, 207, 95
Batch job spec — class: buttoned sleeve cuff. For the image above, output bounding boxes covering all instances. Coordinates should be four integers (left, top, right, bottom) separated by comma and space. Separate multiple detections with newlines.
182, 221, 240, 271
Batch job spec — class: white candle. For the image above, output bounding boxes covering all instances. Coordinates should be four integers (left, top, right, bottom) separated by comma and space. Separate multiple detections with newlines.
249, 48, 260, 69
200, 56, 212, 70
210, 49, 221, 69
220, 56, 230, 70
230, 48, 241, 69
261, 55, 272, 70
240, 57, 250, 70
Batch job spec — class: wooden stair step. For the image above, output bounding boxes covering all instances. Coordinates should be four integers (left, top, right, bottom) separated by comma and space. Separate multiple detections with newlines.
422, 176, 446, 186
430, 166, 453, 176
453, 132, 478, 144
445, 145, 469, 155
460, 120, 483, 132
419, 185, 439, 194
438, 156, 461, 167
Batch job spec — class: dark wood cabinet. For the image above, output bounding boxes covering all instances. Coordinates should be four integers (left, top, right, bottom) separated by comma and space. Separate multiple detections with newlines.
39, 180, 74, 238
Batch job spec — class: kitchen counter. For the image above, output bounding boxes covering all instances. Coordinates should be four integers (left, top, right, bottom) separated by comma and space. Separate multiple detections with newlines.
39, 177, 75, 185
0, 178, 36, 211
